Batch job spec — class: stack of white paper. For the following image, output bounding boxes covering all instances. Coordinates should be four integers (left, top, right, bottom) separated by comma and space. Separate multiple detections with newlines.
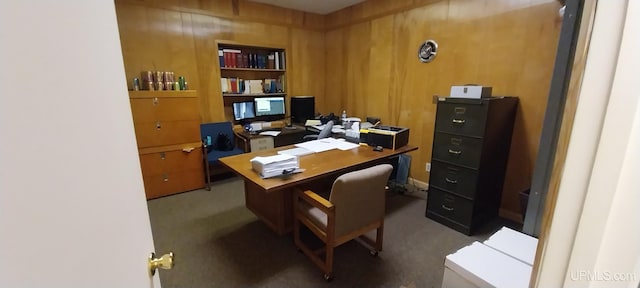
250, 154, 299, 178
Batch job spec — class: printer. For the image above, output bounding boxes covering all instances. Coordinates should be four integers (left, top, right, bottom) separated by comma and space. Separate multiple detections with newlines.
361, 126, 409, 150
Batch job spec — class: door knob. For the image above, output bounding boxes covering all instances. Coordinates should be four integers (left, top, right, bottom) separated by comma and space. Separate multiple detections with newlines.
148, 252, 174, 276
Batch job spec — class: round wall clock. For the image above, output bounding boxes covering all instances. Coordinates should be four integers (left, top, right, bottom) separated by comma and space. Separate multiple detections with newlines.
418, 40, 438, 63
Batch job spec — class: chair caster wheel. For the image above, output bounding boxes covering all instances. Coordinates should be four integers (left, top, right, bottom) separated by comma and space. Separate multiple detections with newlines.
324, 274, 333, 281
370, 250, 379, 257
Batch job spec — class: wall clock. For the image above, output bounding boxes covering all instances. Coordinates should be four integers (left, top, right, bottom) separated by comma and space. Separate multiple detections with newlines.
418, 40, 438, 63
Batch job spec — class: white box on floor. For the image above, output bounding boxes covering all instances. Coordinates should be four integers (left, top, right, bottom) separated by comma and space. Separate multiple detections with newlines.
443, 241, 532, 288
482, 227, 538, 265
450, 85, 492, 99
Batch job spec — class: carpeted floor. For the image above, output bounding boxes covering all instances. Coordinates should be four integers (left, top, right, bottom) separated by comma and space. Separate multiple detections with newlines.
147, 177, 519, 287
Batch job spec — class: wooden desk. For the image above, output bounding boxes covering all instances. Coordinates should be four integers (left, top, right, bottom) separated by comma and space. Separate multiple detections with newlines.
219, 144, 419, 235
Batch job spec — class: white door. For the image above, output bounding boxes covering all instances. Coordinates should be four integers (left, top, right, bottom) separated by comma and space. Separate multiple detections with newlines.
0, 1, 162, 287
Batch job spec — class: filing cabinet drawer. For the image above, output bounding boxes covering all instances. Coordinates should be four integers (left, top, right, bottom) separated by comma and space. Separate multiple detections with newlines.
250, 137, 274, 152
142, 168, 205, 199
130, 97, 200, 123
435, 101, 487, 137
134, 120, 201, 147
430, 161, 479, 199
432, 133, 482, 168
427, 188, 473, 227
139, 147, 203, 176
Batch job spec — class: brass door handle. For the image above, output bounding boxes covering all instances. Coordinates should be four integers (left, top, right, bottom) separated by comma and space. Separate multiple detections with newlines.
149, 252, 174, 276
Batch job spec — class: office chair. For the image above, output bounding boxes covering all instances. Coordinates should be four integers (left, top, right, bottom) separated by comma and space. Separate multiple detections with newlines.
293, 164, 394, 280
200, 122, 246, 190
303, 120, 334, 141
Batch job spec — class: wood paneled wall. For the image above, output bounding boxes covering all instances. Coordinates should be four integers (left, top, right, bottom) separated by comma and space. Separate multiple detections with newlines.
323, 0, 563, 221
115, 0, 562, 220
115, 0, 325, 123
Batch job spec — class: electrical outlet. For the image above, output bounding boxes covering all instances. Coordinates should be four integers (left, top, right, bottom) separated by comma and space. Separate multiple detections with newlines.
425, 162, 431, 172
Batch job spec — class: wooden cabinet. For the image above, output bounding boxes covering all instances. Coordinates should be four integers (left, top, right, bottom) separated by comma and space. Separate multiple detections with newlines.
426, 97, 518, 235
129, 90, 205, 199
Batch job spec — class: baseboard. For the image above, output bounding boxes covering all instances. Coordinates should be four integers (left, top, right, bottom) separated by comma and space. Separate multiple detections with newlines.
499, 208, 523, 224
408, 177, 428, 191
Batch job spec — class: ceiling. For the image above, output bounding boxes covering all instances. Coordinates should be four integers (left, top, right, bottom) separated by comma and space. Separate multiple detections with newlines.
248, 0, 367, 15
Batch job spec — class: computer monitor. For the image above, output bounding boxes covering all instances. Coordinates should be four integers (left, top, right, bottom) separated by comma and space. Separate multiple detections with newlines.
254, 96, 285, 118
232, 101, 255, 121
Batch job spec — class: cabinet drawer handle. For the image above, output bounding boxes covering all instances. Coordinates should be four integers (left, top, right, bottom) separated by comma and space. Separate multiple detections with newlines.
160, 152, 166, 160
445, 177, 458, 184
448, 149, 462, 155
153, 97, 159, 105
452, 119, 465, 125
156, 121, 162, 130
442, 204, 454, 211
162, 174, 169, 182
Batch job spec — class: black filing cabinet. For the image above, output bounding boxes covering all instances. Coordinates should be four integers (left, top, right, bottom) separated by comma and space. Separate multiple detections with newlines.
426, 97, 518, 235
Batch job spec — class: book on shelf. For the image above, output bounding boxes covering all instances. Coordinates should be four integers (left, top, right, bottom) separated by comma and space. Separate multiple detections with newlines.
249, 80, 263, 94
280, 51, 286, 69
267, 53, 275, 69
274, 52, 280, 70
220, 78, 229, 93
222, 49, 241, 68
218, 49, 224, 67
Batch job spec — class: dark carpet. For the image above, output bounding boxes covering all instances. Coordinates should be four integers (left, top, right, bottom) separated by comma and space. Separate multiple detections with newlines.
147, 177, 519, 288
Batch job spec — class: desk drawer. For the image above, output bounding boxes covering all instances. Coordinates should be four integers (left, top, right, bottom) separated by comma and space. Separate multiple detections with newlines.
427, 188, 473, 227
435, 102, 487, 137
429, 161, 478, 199
134, 120, 201, 147
139, 147, 203, 176
250, 137, 274, 151
432, 133, 482, 169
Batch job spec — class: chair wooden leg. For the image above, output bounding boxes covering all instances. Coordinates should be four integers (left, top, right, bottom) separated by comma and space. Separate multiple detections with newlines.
324, 245, 334, 281
375, 224, 384, 252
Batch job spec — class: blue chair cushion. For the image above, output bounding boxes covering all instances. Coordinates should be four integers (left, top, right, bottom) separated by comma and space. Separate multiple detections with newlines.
200, 122, 245, 165
206, 147, 245, 164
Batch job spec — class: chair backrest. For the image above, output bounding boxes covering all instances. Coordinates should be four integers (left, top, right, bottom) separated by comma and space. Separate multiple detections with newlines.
329, 164, 393, 237
317, 120, 334, 139
200, 122, 235, 148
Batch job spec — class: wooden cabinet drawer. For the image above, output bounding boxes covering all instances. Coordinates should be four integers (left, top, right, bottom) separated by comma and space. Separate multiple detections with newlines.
429, 161, 478, 199
427, 188, 473, 229
134, 120, 201, 148
142, 168, 205, 199
250, 137, 274, 152
129, 96, 200, 123
139, 147, 203, 176
432, 133, 483, 169
435, 101, 487, 137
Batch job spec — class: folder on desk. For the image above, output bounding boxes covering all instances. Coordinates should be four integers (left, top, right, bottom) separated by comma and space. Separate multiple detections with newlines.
250, 154, 300, 178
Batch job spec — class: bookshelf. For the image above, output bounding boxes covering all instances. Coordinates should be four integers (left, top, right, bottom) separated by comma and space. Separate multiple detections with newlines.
217, 43, 287, 98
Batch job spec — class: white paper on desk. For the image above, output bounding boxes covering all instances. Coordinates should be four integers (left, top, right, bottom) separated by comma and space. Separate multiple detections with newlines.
278, 147, 314, 156
294, 137, 358, 152
305, 119, 321, 126
295, 138, 338, 153
332, 140, 359, 150
259, 130, 281, 136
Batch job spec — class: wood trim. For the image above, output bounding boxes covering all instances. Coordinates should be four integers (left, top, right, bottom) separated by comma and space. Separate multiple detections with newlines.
128, 90, 197, 98
324, 0, 440, 31
115, 0, 326, 31
138, 141, 202, 154
529, 0, 597, 287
